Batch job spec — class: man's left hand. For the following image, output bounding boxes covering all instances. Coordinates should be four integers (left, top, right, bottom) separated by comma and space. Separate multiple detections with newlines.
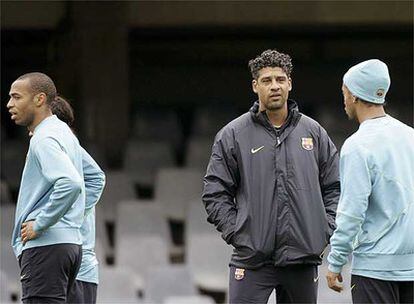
326, 270, 343, 293
21, 221, 38, 244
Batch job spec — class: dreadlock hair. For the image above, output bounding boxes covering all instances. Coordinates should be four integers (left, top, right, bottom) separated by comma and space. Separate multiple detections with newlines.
50, 96, 75, 128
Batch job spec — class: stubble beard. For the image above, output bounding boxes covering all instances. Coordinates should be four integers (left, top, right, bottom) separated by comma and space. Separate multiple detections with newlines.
345, 107, 355, 120
265, 98, 286, 112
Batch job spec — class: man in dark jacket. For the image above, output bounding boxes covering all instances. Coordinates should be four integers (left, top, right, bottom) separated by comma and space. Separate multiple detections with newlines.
202, 49, 340, 304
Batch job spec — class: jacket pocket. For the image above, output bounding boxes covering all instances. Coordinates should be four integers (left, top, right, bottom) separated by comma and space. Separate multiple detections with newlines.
286, 148, 319, 190
288, 189, 328, 257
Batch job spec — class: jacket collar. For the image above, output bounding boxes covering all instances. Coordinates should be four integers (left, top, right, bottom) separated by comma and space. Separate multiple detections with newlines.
250, 99, 301, 133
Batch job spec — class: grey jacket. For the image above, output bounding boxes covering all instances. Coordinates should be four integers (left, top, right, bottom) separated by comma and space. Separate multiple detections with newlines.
202, 100, 340, 269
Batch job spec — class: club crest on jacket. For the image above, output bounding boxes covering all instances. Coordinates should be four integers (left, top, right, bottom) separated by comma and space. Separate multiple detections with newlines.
235, 268, 245, 280
301, 137, 314, 151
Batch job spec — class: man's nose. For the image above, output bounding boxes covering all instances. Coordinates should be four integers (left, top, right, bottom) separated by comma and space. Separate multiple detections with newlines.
270, 79, 280, 90
6, 99, 13, 109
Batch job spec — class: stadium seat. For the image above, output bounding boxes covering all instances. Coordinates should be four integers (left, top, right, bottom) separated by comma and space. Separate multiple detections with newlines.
0, 180, 13, 205
163, 295, 215, 304
115, 235, 169, 281
95, 208, 112, 262
185, 201, 232, 293
144, 265, 197, 304
186, 199, 216, 235
0, 205, 15, 239
97, 266, 141, 303
1, 139, 28, 191
116, 200, 169, 242
154, 168, 204, 221
131, 107, 182, 149
123, 140, 176, 189
0, 269, 14, 304
97, 170, 136, 223
185, 137, 213, 171
94, 237, 106, 267
191, 105, 238, 138
0, 240, 20, 300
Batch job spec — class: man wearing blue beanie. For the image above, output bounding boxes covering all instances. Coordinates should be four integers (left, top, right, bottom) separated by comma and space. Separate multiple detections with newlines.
326, 59, 414, 303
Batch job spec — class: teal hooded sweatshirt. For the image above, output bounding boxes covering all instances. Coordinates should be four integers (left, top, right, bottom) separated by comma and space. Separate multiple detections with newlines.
76, 148, 105, 284
12, 115, 84, 257
328, 115, 414, 280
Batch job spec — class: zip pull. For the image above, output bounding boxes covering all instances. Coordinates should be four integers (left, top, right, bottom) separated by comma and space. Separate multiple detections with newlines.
277, 137, 281, 145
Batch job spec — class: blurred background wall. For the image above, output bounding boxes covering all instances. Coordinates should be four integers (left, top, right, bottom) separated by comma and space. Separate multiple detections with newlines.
1, 1, 413, 303
2, 1, 412, 168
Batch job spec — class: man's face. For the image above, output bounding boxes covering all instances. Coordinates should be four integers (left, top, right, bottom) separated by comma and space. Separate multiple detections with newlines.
342, 84, 356, 120
252, 67, 292, 112
7, 79, 36, 127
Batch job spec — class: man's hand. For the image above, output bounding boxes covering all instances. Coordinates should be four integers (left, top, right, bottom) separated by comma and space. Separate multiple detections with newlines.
21, 221, 38, 244
326, 270, 343, 293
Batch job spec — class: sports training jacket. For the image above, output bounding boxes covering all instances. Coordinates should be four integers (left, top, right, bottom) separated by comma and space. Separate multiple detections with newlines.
202, 100, 340, 269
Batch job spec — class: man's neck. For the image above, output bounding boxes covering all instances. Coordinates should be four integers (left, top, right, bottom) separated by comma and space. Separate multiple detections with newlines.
357, 106, 386, 124
266, 109, 288, 127
28, 110, 53, 133
259, 103, 288, 127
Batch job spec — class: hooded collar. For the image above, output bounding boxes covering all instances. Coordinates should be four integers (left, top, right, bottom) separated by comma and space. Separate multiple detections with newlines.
250, 99, 301, 133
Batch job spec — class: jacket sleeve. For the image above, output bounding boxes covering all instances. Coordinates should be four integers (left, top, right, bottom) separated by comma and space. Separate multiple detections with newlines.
202, 127, 239, 244
318, 127, 340, 237
32, 137, 83, 233
327, 145, 371, 273
81, 147, 106, 214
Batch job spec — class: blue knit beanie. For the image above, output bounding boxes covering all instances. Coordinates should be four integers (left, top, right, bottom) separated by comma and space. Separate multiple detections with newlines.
343, 59, 390, 104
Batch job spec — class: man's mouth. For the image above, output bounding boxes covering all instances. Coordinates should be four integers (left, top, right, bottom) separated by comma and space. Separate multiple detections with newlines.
10, 112, 17, 120
270, 94, 281, 99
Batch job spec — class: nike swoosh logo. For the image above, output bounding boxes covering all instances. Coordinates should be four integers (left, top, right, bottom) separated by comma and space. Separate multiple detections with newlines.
20, 273, 28, 280
251, 146, 265, 154
351, 284, 356, 290
313, 276, 319, 282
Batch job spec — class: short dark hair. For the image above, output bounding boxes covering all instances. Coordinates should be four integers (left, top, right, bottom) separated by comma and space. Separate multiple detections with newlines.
356, 97, 387, 107
50, 96, 75, 128
248, 49, 293, 79
17, 72, 57, 105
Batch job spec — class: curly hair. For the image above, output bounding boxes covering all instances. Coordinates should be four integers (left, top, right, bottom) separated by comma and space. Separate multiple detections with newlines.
248, 49, 293, 79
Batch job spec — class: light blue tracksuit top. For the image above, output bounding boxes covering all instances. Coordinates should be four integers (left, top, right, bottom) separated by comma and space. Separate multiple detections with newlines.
12, 115, 84, 258
328, 115, 414, 281
77, 148, 105, 284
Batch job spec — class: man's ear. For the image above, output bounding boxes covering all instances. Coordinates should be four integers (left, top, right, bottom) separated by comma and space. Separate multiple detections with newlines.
33, 93, 47, 107
252, 79, 258, 94
352, 96, 358, 104
288, 77, 292, 92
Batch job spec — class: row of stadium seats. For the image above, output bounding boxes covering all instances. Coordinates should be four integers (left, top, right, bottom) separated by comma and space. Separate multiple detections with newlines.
0, 136, 213, 196
92, 198, 231, 303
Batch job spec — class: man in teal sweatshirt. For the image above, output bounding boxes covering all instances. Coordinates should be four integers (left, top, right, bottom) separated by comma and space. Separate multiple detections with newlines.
7, 72, 85, 303
50, 96, 106, 303
326, 60, 414, 303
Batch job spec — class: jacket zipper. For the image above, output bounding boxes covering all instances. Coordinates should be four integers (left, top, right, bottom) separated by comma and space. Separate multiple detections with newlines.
273, 132, 280, 264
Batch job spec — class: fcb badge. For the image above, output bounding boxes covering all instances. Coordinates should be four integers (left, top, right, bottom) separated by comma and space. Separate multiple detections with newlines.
234, 268, 245, 280
301, 137, 313, 151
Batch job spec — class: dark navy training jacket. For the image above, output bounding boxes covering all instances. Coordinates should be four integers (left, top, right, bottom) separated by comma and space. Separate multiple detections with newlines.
202, 100, 340, 269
